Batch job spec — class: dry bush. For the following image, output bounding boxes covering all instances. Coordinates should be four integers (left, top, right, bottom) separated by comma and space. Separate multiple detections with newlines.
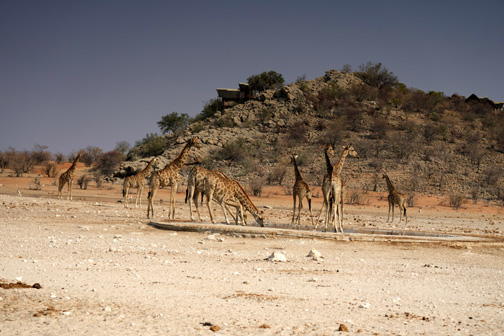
78, 175, 90, 190
8, 150, 35, 177
267, 164, 288, 185
470, 188, 479, 204
288, 120, 310, 142
93, 172, 104, 188
29, 176, 42, 190
406, 194, 416, 207
44, 162, 58, 178
448, 193, 465, 209
484, 166, 503, 186
249, 178, 266, 197
347, 188, 368, 205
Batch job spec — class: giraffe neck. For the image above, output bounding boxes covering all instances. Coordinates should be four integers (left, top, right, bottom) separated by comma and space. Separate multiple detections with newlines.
292, 158, 303, 182
163, 142, 193, 172
324, 147, 333, 174
67, 157, 79, 174
332, 149, 348, 177
138, 158, 155, 178
384, 175, 396, 193
234, 183, 260, 219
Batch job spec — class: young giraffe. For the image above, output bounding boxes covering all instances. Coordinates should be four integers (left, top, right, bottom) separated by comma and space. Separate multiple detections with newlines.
203, 171, 264, 227
123, 157, 157, 208
57, 152, 81, 200
187, 165, 245, 225
290, 154, 314, 227
147, 137, 200, 219
325, 144, 359, 232
315, 144, 336, 227
382, 173, 408, 224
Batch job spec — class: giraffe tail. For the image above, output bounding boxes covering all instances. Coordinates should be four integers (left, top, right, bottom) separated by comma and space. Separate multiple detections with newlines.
404, 206, 407, 217
122, 185, 126, 198
308, 198, 312, 211
185, 189, 188, 204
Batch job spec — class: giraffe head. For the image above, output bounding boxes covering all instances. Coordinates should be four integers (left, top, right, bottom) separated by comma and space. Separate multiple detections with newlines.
188, 136, 201, 150
75, 152, 82, 161
344, 144, 360, 159
255, 211, 265, 227
325, 143, 335, 156
290, 153, 299, 164
381, 172, 388, 180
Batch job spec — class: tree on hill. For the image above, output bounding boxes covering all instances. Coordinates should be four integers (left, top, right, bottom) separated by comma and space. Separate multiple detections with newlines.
194, 99, 220, 122
354, 62, 398, 90
158, 112, 190, 135
247, 70, 285, 92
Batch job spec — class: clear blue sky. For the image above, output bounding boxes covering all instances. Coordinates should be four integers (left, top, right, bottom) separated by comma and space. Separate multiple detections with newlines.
1, 0, 503, 155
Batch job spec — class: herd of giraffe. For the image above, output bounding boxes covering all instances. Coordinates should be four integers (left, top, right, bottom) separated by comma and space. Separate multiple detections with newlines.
57, 136, 407, 232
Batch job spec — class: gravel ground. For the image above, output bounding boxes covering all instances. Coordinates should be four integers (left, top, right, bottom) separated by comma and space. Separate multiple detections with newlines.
1, 193, 504, 335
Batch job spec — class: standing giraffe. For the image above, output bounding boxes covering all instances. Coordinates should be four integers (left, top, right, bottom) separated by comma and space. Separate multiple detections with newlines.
315, 144, 336, 227
324, 144, 359, 232
186, 165, 245, 225
382, 173, 407, 224
290, 154, 314, 227
123, 157, 157, 208
57, 152, 81, 200
147, 137, 200, 219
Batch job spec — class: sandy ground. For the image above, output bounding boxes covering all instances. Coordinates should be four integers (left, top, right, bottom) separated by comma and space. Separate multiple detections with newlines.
1, 172, 504, 335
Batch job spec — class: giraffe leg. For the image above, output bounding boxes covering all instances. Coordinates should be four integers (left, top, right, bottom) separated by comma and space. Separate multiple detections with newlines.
57, 180, 64, 200
403, 202, 408, 224
296, 198, 303, 226
337, 199, 344, 233
324, 197, 331, 232
136, 186, 143, 208
206, 189, 216, 224
187, 186, 197, 221
192, 191, 203, 221
220, 203, 231, 224
169, 184, 177, 219
391, 204, 395, 223
307, 193, 314, 227
291, 194, 297, 227
147, 187, 157, 219
387, 202, 392, 222
68, 179, 73, 200
124, 184, 130, 208
331, 196, 337, 232
315, 200, 326, 230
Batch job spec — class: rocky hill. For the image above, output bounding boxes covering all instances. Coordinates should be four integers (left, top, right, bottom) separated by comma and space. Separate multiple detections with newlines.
120, 70, 504, 205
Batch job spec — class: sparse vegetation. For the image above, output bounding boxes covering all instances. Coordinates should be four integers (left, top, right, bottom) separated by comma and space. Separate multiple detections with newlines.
247, 70, 284, 92
4, 65, 504, 206
157, 112, 190, 135
77, 175, 90, 189
448, 193, 465, 209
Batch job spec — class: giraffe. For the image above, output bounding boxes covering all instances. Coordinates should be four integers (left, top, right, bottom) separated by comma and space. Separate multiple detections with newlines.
382, 173, 408, 224
290, 154, 314, 227
147, 137, 200, 219
186, 165, 245, 225
315, 143, 336, 227
201, 171, 246, 225
203, 171, 264, 227
325, 144, 359, 232
123, 157, 157, 208
57, 152, 81, 200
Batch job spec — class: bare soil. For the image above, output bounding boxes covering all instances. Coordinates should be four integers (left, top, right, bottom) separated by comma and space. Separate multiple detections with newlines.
1, 167, 504, 335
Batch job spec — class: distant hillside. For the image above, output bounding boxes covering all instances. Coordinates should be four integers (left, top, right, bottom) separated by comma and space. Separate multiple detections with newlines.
121, 70, 504, 205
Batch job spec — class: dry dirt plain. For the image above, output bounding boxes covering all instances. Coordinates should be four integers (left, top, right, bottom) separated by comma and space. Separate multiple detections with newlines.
1, 170, 504, 335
